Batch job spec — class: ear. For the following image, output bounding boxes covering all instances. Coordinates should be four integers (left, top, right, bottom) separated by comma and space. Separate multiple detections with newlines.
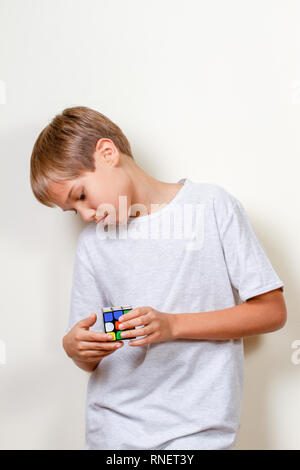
94, 138, 120, 167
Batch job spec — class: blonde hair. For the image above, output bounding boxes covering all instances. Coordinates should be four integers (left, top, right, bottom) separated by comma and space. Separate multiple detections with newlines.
30, 106, 134, 207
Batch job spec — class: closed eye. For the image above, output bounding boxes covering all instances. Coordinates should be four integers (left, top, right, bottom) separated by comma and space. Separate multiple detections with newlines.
72, 191, 85, 214
62, 190, 85, 214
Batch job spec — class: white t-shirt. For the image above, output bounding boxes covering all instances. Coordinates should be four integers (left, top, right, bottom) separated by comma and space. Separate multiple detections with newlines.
67, 178, 284, 450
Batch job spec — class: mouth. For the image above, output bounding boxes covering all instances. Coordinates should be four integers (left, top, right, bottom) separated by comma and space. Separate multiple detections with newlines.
96, 214, 108, 224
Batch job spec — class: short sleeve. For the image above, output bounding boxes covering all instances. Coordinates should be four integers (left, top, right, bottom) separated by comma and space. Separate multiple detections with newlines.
65, 234, 107, 335
213, 185, 284, 303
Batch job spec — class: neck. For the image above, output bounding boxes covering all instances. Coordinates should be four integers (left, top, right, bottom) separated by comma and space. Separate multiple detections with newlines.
121, 155, 184, 217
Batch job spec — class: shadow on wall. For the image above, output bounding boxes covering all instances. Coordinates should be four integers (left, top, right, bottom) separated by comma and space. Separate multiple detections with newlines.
235, 216, 292, 450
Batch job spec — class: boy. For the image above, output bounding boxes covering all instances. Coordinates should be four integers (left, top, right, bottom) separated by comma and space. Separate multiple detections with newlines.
30, 106, 287, 450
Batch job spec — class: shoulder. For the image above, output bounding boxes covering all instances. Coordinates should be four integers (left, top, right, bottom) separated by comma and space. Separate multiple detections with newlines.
187, 181, 245, 236
187, 180, 241, 209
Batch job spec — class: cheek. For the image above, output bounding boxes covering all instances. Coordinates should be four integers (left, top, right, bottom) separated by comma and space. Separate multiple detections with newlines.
93, 186, 118, 217
92, 178, 132, 220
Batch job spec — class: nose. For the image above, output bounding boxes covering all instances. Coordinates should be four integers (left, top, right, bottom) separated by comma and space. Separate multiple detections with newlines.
78, 208, 96, 223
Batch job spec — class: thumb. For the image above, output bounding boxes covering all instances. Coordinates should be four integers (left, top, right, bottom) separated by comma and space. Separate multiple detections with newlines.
78, 313, 97, 329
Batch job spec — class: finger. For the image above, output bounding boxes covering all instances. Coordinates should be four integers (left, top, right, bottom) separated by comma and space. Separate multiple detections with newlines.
77, 350, 116, 362
119, 311, 153, 330
79, 341, 124, 351
79, 330, 114, 342
118, 306, 151, 324
129, 332, 158, 347
77, 313, 97, 329
119, 325, 153, 340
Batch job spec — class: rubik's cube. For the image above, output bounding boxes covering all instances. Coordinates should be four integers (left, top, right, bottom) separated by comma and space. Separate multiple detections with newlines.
102, 305, 137, 341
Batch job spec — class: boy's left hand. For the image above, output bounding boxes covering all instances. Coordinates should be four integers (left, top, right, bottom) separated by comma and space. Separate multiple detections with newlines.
118, 306, 175, 346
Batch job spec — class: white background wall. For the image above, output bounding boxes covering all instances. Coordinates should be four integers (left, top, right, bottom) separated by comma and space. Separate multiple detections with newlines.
0, 0, 299, 450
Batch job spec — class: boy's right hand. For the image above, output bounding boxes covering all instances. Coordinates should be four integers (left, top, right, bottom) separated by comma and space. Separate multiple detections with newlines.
62, 313, 123, 364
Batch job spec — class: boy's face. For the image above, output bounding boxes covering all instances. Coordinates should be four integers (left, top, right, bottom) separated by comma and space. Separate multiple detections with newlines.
47, 139, 134, 225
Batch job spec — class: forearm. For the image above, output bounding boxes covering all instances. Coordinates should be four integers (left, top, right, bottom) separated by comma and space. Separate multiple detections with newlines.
172, 299, 286, 340
72, 358, 101, 372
